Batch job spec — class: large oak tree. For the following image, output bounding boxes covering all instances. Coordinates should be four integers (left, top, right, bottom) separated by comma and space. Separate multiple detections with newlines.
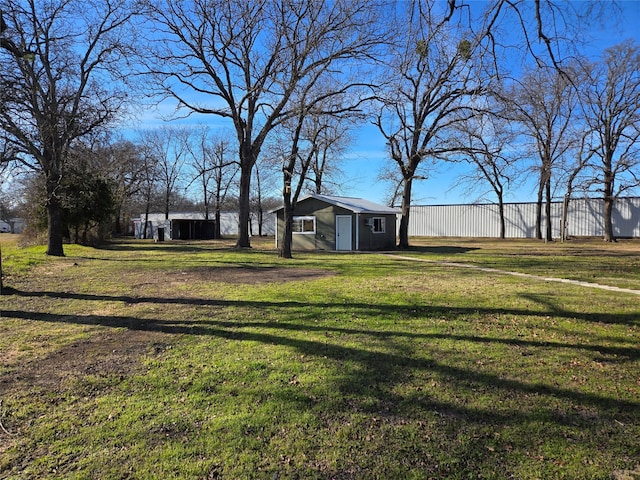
375, 0, 486, 248
377, 0, 608, 247
507, 67, 578, 241
143, 0, 385, 248
0, 0, 137, 255
449, 104, 517, 239
582, 41, 640, 242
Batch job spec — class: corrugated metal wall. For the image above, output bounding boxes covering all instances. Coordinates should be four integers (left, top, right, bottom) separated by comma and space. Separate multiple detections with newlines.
612, 197, 640, 237
408, 197, 640, 238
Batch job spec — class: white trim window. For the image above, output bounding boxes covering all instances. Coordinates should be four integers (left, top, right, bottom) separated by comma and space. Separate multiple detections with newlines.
292, 216, 316, 234
371, 217, 385, 234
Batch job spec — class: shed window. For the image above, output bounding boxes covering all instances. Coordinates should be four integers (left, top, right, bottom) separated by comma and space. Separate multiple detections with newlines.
372, 217, 385, 233
292, 216, 316, 234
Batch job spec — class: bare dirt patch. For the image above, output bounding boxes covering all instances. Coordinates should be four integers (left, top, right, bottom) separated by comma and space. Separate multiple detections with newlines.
174, 266, 335, 284
0, 328, 173, 466
0, 329, 169, 397
0, 265, 333, 399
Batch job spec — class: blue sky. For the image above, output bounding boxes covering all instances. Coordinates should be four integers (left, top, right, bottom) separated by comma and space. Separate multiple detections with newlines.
339, 0, 640, 207
125, 1, 640, 208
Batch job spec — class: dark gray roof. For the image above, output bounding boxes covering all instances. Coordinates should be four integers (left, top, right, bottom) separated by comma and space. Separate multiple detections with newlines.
271, 194, 399, 214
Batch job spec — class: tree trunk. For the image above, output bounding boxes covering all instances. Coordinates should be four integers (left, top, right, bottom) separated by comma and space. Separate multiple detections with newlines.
561, 194, 570, 243
203, 177, 210, 221
214, 208, 222, 239
545, 177, 552, 241
257, 205, 264, 237
46, 184, 65, 256
398, 177, 413, 249
114, 203, 123, 235
279, 190, 294, 259
603, 165, 615, 242
603, 195, 615, 242
82, 222, 90, 245
143, 202, 150, 239
498, 194, 505, 240
535, 181, 543, 240
236, 164, 252, 248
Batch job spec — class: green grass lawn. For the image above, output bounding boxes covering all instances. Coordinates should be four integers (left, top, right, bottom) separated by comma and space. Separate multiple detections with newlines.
1, 236, 639, 479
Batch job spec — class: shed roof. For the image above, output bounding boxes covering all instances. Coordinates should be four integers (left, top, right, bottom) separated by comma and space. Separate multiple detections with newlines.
271, 194, 399, 215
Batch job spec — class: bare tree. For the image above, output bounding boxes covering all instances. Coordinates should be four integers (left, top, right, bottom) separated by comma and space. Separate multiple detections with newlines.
278, 110, 331, 259
374, 0, 613, 248
99, 139, 149, 236
250, 155, 279, 238
550, 63, 596, 242
505, 66, 578, 241
187, 130, 238, 239
136, 138, 161, 239
142, 0, 385, 248
375, 0, 487, 248
558, 128, 596, 242
187, 128, 215, 221
304, 115, 352, 195
476, 1, 613, 77
139, 127, 190, 220
208, 139, 238, 238
449, 107, 517, 239
582, 41, 640, 242
0, 1, 137, 256
268, 74, 367, 258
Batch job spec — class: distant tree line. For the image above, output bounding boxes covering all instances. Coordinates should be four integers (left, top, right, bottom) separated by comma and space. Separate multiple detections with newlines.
0, 0, 638, 257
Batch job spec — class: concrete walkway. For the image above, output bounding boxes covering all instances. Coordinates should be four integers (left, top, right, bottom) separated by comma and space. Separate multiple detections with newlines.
382, 254, 640, 297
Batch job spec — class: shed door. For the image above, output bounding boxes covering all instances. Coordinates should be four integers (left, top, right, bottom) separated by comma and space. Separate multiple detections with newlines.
335, 215, 352, 251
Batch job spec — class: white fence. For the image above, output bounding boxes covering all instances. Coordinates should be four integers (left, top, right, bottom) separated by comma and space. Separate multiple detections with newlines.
408, 197, 640, 238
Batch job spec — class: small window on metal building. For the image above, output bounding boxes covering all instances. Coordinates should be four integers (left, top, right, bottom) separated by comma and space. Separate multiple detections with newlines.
292, 216, 316, 234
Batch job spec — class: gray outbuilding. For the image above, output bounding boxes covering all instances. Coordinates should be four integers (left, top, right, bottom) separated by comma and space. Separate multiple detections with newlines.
272, 194, 399, 251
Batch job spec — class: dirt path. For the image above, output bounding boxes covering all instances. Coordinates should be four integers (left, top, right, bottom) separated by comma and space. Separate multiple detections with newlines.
383, 254, 640, 296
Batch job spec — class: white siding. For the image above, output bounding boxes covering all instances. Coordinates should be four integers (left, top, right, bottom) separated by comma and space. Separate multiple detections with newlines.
567, 198, 602, 237
613, 197, 640, 237
408, 197, 640, 238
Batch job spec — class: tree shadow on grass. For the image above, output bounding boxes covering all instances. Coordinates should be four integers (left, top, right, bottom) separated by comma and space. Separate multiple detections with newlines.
4, 292, 639, 477
401, 246, 481, 255
96, 243, 238, 254
96, 239, 275, 254
4, 301, 638, 363
9, 287, 640, 329
3, 300, 639, 417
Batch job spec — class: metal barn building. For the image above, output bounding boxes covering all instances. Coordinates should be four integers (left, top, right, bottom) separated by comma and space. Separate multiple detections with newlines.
408, 197, 640, 238
134, 212, 275, 241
